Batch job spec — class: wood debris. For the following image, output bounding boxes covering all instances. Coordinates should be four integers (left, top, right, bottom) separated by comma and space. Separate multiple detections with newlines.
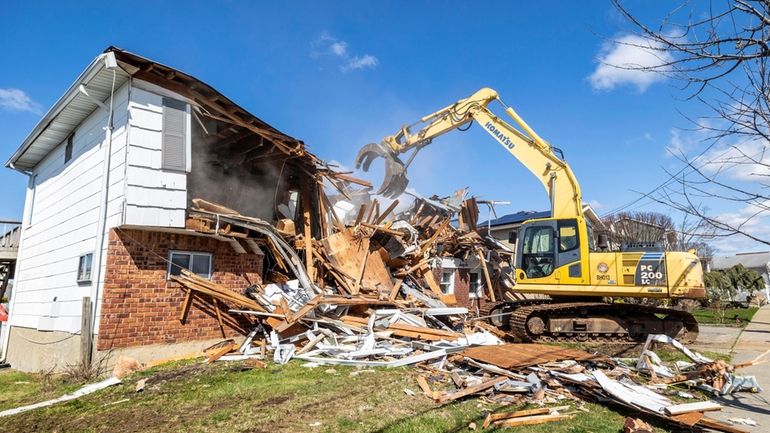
163, 196, 760, 433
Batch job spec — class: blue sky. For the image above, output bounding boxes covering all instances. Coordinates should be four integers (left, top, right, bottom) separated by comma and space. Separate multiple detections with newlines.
0, 1, 763, 254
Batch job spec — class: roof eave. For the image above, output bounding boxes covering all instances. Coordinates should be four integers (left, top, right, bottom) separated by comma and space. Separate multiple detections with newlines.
4, 53, 114, 170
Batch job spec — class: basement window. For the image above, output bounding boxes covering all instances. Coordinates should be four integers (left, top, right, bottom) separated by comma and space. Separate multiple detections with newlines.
168, 251, 212, 279
439, 271, 455, 295
77, 253, 93, 282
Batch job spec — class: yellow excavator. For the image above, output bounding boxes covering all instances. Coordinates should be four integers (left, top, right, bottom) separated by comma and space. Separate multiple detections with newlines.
356, 88, 705, 343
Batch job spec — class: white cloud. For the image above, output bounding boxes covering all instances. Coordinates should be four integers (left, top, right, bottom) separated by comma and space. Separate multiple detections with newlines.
710, 200, 770, 254
585, 199, 603, 210
0, 88, 42, 114
312, 32, 379, 73
329, 41, 348, 57
666, 124, 770, 181
589, 34, 672, 92
342, 55, 378, 72
699, 137, 770, 182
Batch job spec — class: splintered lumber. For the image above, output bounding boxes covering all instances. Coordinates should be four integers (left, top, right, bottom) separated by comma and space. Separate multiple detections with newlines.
300, 183, 315, 282
320, 228, 393, 293
436, 376, 507, 403
664, 401, 722, 415
483, 406, 570, 429
179, 291, 194, 324
373, 199, 399, 225
623, 417, 654, 433
416, 376, 436, 399
341, 316, 461, 341
244, 358, 267, 369
670, 412, 704, 427
205, 342, 239, 363
462, 344, 601, 370
388, 278, 404, 301
698, 416, 750, 433
326, 171, 372, 188
172, 272, 265, 312
192, 198, 239, 215
475, 248, 496, 302
494, 413, 573, 428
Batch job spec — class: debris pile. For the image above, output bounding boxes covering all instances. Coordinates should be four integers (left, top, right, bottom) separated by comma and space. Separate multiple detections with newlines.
167, 195, 761, 433
636, 334, 765, 395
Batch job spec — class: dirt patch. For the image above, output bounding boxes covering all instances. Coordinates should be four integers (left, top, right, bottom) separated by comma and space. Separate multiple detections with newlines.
145, 363, 210, 385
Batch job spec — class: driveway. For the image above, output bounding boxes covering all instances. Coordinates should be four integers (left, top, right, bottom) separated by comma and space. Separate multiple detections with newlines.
707, 305, 770, 431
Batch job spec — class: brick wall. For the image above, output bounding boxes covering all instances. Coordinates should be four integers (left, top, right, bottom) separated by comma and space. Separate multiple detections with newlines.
434, 267, 490, 310
97, 228, 263, 350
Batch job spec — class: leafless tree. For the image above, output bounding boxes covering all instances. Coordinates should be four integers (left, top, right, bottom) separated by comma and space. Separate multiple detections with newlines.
611, 0, 770, 246
603, 210, 715, 257
603, 211, 675, 247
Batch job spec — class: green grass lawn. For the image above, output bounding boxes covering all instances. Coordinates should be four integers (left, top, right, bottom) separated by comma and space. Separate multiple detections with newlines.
0, 359, 676, 433
693, 307, 758, 326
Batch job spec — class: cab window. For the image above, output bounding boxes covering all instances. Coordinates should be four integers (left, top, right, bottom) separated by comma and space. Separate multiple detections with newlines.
521, 226, 554, 278
558, 219, 579, 253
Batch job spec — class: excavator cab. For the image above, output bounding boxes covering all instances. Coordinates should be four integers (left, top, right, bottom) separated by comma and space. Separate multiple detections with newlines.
514, 217, 589, 287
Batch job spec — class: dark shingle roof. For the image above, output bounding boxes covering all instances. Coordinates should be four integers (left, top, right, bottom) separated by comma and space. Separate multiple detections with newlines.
479, 210, 550, 228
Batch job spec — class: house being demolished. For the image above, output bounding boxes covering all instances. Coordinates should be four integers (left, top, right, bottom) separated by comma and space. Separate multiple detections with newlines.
1, 48, 763, 433
1, 47, 513, 371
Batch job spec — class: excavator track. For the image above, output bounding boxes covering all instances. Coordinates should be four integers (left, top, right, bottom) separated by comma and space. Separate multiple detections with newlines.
481, 300, 699, 344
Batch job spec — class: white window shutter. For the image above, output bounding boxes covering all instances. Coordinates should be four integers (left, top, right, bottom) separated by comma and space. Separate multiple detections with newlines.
162, 97, 187, 171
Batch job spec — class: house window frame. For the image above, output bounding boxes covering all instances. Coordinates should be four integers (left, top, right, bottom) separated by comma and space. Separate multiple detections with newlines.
77, 252, 93, 283
167, 250, 213, 279
468, 270, 483, 299
439, 270, 455, 295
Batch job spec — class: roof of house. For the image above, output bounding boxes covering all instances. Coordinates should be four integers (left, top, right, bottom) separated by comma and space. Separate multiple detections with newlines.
478, 204, 605, 230
711, 251, 770, 270
479, 210, 551, 228
6, 46, 321, 172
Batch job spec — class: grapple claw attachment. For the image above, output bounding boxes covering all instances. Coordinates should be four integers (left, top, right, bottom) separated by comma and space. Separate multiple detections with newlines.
355, 143, 409, 198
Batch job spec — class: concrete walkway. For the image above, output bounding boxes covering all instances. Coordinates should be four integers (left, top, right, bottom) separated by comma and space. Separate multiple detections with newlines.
708, 305, 770, 431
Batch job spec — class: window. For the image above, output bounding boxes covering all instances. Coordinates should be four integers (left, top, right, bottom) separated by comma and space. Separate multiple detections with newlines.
439, 271, 454, 294
77, 253, 93, 282
523, 226, 554, 255
64, 134, 73, 163
558, 219, 579, 252
469, 272, 482, 298
161, 97, 188, 171
521, 225, 555, 278
168, 251, 212, 279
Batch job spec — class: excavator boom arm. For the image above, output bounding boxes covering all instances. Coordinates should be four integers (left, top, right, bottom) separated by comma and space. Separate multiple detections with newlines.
357, 87, 583, 218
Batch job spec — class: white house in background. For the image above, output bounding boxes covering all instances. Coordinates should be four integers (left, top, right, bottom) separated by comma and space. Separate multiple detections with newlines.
2, 47, 322, 371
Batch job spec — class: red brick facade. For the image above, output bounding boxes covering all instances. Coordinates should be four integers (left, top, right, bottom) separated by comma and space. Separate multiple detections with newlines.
435, 266, 490, 310
97, 228, 263, 350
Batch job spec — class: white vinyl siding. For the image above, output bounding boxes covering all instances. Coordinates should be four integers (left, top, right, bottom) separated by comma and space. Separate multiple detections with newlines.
10, 83, 130, 333
123, 84, 189, 228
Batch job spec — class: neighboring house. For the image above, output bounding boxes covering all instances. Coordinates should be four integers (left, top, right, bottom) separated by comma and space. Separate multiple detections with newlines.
1, 47, 323, 371
710, 252, 770, 302
480, 205, 604, 252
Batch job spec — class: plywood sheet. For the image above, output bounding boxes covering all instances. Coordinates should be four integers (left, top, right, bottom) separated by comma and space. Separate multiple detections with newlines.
461, 344, 601, 369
